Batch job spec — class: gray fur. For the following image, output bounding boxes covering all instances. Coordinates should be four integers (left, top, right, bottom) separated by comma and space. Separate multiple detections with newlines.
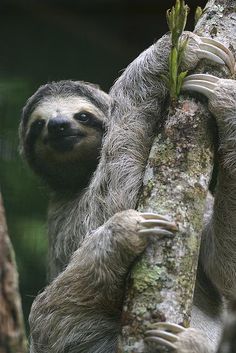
217, 301, 236, 353
200, 80, 236, 300
20, 32, 236, 353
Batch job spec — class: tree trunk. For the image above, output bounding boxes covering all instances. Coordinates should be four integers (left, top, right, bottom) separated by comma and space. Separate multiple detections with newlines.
0, 193, 27, 353
119, 1, 236, 352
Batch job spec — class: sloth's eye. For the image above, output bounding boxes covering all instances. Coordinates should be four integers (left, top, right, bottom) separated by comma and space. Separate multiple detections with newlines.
35, 119, 45, 128
74, 112, 92, 123
31, 119, 45, 134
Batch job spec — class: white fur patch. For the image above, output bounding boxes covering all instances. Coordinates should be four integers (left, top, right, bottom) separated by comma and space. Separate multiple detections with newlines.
27, 96, 106, 133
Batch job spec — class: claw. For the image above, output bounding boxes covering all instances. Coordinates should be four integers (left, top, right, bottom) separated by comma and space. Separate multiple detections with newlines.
140, 219, 178, 232
145, 329, 179, 343
138, 228, 175, 237
184, 73, 219, 83
141, 212, 171, 221
144, 323, 186, 350
196, 37, 235, 74
144, 336, 177, 350
138, 213, 177, 238
150, 322, 186, 333
200, 37, 235, 74
182, 73, 220, 99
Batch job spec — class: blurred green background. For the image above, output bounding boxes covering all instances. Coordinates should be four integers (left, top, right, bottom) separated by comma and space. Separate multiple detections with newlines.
0, 0, 206, 332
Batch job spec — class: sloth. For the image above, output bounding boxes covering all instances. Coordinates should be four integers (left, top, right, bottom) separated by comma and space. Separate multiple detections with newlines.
20, 81, 112, 277
19, 32, 236, 353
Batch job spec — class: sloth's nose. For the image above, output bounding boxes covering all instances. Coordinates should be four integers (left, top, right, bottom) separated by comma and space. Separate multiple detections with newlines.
47, 117, 71, 136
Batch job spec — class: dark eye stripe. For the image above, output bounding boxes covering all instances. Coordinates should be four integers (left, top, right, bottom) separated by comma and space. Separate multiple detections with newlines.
25, 119, 45, 152
29, 119, 45, 135
73, 111, 105, 130
74, 112, 90, 123
23, 119, 45, 162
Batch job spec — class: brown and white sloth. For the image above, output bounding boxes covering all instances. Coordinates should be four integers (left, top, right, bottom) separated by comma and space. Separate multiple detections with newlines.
19, 32, 236, 353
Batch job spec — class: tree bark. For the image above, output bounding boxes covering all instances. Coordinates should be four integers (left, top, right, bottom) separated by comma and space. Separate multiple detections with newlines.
0, 193, 27, 353
119, 1, 236, 352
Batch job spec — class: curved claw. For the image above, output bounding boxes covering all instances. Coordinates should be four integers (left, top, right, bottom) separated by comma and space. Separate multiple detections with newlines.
149, 322, 186, 333
144, 323, 186, 350
144, 336, 177, 350
183, 74, 219, 83
182, 73, 220, 99
195, 36, 235, 74
138, 214, 177, 238
140, 219, 178, 232
199, 37, 235, 74
141, 212, 171, 221
138, 228, 175, 237
145, 329, 179, 342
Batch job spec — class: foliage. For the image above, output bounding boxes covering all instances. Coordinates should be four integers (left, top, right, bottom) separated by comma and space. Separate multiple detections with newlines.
195, 6, 203, 26
166, 0, 189, 102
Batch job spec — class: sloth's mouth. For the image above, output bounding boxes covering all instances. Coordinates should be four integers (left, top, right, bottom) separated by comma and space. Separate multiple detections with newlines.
44, 134, 85, 152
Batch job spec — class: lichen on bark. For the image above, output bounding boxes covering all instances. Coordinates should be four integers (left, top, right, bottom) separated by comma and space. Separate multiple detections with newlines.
119, 1, 236, 352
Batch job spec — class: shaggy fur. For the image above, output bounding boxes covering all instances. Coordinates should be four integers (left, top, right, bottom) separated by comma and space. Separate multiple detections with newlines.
20, 32, 236, 353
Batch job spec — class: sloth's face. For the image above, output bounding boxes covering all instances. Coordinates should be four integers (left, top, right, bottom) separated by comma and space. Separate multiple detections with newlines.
26, 96, 106, 158
22, 96, 107, 191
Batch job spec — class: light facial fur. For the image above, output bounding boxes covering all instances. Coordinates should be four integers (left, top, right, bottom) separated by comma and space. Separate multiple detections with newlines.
29, 96, 106, 162
20, 80, 110, 192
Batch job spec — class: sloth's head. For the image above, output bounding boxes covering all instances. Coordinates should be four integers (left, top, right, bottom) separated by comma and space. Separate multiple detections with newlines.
19, 80, 110, 193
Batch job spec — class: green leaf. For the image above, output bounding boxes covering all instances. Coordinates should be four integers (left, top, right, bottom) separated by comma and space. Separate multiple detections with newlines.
195, 6, 203, 25
166, 0, 190, 101
178, 36, 189, 67
176, 0, 180, 15
166, 9, 171, 30
171, 47, 178, 79
177, 70, 188, 96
